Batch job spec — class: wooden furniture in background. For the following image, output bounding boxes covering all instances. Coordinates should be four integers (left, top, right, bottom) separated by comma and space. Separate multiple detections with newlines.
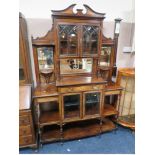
116, 68, 135, 130
19, 12, 32, 84
19, 85, 37, 149
32, 4, 123, 147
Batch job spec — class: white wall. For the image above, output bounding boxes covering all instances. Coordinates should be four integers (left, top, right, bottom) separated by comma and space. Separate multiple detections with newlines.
19, 0, 134, 22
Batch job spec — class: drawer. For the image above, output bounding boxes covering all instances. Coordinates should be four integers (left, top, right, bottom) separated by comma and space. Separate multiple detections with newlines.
59, 85, 104, 93
19, 125, 32, 136
36, 96, 58, 103
19, 135, 33, 146
19, 115, 30, 126
105, 90, 121, 95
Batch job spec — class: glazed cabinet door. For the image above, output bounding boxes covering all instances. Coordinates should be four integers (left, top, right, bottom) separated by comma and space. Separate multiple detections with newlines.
83, 91, 102, 118
62, 93, 82, 121
82, 25, 100, 56
58, 24, 79, 57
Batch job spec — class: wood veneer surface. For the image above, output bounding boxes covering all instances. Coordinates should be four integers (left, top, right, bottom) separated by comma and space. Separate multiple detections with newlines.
103, 104, 118, 116
33, 84, 58, 98
56, 77, 107, 86
41, 118, 115, 143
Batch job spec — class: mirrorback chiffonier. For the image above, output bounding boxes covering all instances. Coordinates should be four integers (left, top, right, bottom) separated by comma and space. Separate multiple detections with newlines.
31, 4, 123, 147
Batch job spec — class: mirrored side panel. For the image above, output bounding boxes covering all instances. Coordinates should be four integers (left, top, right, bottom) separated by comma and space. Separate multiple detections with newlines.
37, 47, 54, 83
100, 46, 112, 67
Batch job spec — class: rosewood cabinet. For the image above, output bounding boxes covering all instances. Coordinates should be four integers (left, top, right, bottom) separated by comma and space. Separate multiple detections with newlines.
32, 4, 123, 147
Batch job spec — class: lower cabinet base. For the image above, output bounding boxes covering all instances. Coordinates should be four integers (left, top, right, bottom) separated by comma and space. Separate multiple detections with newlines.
40, 118, 116, 144
19, 135, 38, 151
19, 143, 38, 152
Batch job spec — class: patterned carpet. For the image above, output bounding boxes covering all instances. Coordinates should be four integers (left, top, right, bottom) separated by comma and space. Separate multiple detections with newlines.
19, 126, 135, 154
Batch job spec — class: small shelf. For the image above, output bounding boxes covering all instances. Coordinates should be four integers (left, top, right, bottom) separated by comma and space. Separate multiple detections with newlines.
41, 125, 60, 143
103, 104, 118, 116
40, 111, 60, 126
41, 118, 115, 143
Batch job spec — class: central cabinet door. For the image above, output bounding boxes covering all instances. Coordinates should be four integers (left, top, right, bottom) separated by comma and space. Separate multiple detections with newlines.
62, 93, 82, 120
82, 25, 99, 56
58, 23, 100, 57
83, 91, 102, 118
58, 24, 79, 57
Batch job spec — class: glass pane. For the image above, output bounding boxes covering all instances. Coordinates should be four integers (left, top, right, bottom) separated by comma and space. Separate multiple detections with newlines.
63, 94, 80, 119
60, 58, 92, 74
100, 46, 111, 66
37, 47, 54, 83
85, 92, 100, 116
19, 51, 25, 80
59, 25, 78, 56
82, 25, 99, 55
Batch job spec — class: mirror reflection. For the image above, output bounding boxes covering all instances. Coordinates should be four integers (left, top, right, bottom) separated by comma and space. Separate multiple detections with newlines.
19, 50, 25, 81
60, 58, 92, 74
99, 46, 111, 66
37, 47, 54, 71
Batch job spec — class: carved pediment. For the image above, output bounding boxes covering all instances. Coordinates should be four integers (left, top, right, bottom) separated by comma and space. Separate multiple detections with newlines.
51, 4, 105, 19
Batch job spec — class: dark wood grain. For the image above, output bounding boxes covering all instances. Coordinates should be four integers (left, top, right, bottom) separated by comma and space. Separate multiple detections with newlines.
31, 4, 123, 146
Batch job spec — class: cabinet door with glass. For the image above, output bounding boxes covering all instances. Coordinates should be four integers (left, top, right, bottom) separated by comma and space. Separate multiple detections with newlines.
83, 91, 102, 118
82, 25, 100, 56
58, 24, 79, 57
62, 93, 82, 121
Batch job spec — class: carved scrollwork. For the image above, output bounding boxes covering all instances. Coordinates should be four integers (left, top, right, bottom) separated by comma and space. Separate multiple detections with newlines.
51, 4, 105, 19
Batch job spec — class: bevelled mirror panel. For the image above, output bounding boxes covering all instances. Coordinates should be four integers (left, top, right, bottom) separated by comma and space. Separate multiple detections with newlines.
100, 46, 112, 66
37, 47, 54, 71
37, 47, 54, 83
60, 58, 93, 74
